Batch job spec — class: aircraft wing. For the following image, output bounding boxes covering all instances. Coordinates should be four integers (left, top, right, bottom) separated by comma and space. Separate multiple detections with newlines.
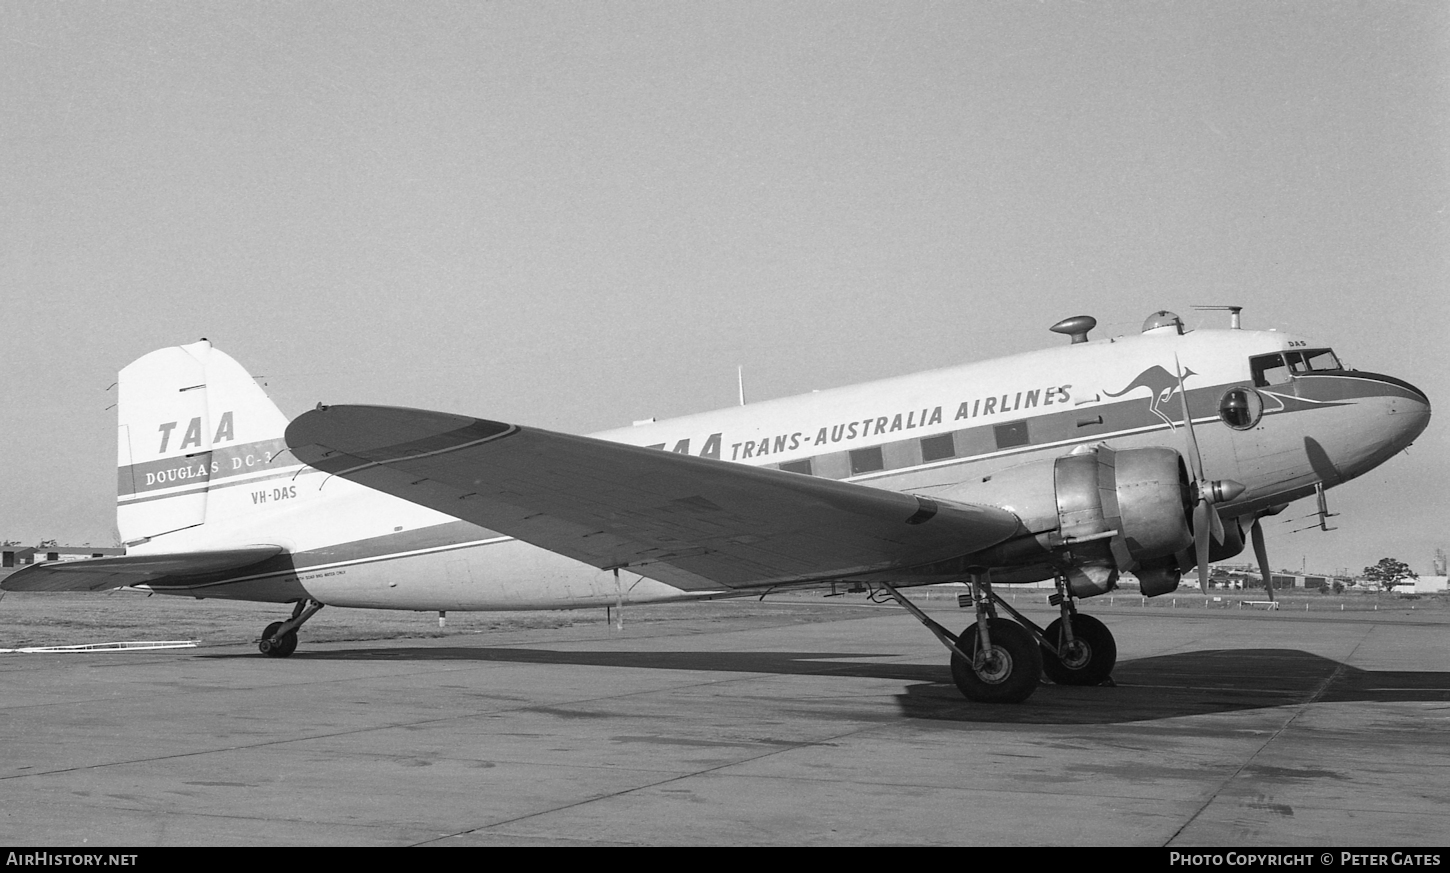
285, 406, 1024, 591
1, 546, 285, 592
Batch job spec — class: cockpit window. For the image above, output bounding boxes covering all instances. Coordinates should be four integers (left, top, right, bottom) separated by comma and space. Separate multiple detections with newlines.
1250, 354, 1291, 387
1251, 348, 1342, 386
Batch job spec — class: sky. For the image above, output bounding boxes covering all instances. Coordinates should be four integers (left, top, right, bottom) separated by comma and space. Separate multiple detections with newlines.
2, 1, 1446, 577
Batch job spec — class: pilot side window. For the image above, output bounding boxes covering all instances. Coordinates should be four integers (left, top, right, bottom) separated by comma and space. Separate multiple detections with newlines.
1250, 354, 1291, 387
1303, 349, 1342, 371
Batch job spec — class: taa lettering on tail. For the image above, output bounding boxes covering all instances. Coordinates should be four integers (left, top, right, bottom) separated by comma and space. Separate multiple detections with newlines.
157, 411, 235, 452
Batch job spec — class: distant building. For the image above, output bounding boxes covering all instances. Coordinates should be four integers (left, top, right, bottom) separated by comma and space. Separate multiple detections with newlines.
2, 545, 124, 567
1412, 575, 1448, 595
1270, 572, 1335, 591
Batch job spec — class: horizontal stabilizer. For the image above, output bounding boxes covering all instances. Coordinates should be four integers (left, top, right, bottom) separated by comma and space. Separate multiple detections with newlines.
286, 405, 1024, 591
1, 546, 285, 592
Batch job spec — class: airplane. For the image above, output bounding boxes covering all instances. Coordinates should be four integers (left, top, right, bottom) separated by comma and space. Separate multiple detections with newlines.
3, 310, 1431, 704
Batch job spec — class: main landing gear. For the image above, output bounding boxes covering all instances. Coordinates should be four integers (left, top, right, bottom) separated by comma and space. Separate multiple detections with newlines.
258, 599, 325, 658
878, 573, 1117, 703
1039, 577, 1116, 686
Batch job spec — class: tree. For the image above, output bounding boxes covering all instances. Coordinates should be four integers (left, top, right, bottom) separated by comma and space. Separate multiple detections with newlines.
1362, 558, 1418, 591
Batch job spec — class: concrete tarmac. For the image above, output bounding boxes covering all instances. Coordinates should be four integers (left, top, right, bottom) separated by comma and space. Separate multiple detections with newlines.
1, 598, 1447, 846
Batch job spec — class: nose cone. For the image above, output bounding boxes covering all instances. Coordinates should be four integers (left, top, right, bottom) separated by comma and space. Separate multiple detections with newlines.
1316, 371, 1431, 480
1372, 372, 1431, 450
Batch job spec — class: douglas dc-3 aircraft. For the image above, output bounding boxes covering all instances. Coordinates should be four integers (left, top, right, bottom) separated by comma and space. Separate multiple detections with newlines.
4, 310, 1431, 703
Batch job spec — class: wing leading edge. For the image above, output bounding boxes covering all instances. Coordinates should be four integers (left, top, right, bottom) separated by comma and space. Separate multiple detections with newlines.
285, 405, 1024, 591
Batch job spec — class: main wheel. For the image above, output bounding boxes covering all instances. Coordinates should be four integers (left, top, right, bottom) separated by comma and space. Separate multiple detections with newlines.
950, 618, 1043, 703
259, 621, 298, 658
1040, 613, 1116, 686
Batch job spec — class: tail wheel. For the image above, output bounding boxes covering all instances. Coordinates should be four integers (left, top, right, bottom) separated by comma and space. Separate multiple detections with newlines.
950, 618, 1042, 703
259, 621, 298, 658
1040, 613, 1116, 686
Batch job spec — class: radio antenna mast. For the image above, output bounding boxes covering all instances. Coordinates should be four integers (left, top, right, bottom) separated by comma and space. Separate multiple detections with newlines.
1192, 305, 1244, 329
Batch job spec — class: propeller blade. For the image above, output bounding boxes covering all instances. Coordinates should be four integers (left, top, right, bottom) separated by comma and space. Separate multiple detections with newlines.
1194, 500, 1213, 594
1175, 356, 1236, 595
1251, 516, 1275, 603
1174, 356, 1205, 484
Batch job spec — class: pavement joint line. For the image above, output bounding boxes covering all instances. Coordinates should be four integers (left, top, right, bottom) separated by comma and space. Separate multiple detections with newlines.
411, 711, 912, 847
0, 609, 903, 715
1162, 623, 1374, 847
1110, 680, 1305, 691
421, 672, 1319, 846
0, 636, 916, 786
5, 794, 460, 842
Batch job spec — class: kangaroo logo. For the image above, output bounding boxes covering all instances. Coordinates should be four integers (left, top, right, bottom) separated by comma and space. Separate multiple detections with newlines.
1104, 366, 1195, 430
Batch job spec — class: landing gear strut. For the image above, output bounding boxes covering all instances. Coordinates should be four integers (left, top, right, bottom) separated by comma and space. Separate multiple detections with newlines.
258, 599, 325, 658
879, 574, 1042, 704
1039, 577, 1116, 685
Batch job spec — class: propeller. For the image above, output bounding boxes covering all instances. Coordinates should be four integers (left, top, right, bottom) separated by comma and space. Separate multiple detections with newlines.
1174, 357, 1245, 594
1250, 515, 1276, 602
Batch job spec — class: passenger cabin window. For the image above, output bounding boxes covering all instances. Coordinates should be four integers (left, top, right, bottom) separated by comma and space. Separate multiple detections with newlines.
849, 446, 884, 475
920, 433, 955, 463
994, 421, 1029, 450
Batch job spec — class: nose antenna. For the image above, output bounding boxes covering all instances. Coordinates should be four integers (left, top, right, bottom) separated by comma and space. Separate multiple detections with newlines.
1192, 305, 1243, 329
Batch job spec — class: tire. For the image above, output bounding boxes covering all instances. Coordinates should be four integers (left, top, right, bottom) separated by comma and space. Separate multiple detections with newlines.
950, 618, 1042, 703
259, 621, 299, 658
1040, 613, 1116, 686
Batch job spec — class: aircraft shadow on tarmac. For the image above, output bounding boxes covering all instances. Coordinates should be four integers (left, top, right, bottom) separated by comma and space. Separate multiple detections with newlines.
211, 645, 1450, 724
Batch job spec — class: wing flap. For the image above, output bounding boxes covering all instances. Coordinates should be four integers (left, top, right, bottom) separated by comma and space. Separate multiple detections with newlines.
1, 546, 285, 592
286, 405, 1023, 590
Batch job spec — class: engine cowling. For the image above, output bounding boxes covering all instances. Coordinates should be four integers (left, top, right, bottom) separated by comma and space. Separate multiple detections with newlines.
941, 445, 1194, 596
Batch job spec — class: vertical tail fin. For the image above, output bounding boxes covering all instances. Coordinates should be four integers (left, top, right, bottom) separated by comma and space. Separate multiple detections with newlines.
116, 341, 293, 545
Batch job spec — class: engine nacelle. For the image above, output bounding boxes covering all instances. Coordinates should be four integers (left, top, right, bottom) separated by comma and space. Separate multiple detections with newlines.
942, 445, 1194, 596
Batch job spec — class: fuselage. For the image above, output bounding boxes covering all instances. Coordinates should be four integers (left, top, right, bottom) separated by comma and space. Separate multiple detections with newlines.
599, 326, 1428, 519
122, 324, 1431, 610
